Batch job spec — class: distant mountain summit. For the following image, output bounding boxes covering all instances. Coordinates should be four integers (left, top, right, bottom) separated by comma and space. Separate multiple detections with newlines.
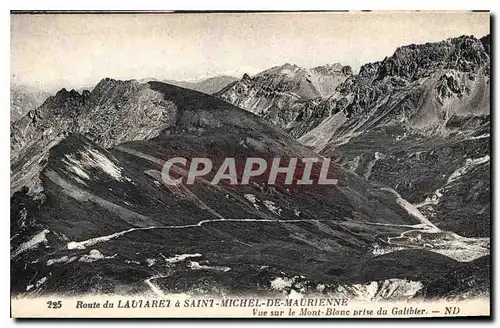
164, 75, 239, 95
10, 84, 51, 122
216, 63, 353, 128
137, 75, 239, 95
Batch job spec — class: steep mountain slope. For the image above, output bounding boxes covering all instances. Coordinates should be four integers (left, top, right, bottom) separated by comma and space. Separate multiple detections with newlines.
216, 63, 353, 129
10, 84, 51, 122
10, 79, 488, 298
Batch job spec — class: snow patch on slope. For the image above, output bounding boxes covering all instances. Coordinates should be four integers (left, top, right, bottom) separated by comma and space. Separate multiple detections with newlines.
188, 261, 231, 272
11, 229, 50, 258
67, 227, 143, 250
79, 249, 117, 263
379, 187, 438, 229
263, 200, 282, 215
270, 277, 294, 290
62, 146, 126, 182
447, 155, 490, 184
36, 277, 47, 288
415, 189, 444, 208
165, 253, 202, 264
46, 255, 78, 266
375, 229, 490, 262
244, 194, 260, 210
146, 258, 156, 267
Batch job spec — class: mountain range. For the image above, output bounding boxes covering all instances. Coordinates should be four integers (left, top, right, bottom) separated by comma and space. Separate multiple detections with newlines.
10, 34, 490, 300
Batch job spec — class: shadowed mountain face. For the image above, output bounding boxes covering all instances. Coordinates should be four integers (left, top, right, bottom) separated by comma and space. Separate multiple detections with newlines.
165, 75, 239, 95
139, 75, 240, 95
11, 36, 490, 300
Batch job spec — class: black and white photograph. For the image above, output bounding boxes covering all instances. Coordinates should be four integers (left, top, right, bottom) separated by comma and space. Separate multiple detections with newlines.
9, 10, 491, 318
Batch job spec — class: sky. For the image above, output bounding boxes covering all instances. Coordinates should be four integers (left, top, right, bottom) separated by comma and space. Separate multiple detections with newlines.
11, 11, 490, 92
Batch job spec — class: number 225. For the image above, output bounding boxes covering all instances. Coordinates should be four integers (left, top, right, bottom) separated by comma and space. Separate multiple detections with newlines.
47, 300, 62, 309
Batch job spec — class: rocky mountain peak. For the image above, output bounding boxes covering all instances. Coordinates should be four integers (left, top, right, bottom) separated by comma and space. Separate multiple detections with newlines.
312, 63, 353, 76
53, 88, 83, 101
30, 88, 87, 123
12, 78, 174, 164
281, 63, 299, 70
372, 35, 489, 83
92, 77, 141, 95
